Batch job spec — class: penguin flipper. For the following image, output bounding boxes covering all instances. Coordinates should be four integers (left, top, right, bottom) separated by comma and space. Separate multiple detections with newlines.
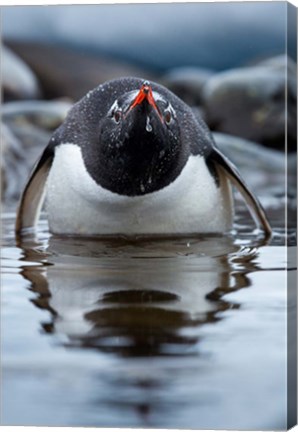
15, 146, 54, 235
210, 147, 272, 237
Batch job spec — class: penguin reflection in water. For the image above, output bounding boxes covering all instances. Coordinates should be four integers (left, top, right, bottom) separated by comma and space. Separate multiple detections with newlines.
16, 78, 271, 237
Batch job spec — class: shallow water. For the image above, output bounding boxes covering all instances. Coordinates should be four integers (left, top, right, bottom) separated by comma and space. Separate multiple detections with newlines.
1, 188, 296, 429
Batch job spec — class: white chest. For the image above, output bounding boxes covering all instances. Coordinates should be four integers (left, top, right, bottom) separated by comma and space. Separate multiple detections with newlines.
45, 144, 233, 235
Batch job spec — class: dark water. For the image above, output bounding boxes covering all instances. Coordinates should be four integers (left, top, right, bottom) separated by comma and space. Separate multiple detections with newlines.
1, 189, 295, 429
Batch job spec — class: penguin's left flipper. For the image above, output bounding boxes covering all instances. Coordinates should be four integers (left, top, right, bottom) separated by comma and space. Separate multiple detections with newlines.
209, 147, 272, 237
15, 146, 54, 236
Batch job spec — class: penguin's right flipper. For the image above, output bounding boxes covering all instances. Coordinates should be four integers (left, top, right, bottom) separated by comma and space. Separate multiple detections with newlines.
15, 146, 54, 236
210, 146, 272, 237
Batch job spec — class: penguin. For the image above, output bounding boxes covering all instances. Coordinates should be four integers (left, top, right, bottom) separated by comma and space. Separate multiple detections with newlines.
15, 77, 271, 237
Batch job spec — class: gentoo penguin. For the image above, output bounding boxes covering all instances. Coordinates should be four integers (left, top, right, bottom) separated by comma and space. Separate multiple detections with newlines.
15, 77, 271, 237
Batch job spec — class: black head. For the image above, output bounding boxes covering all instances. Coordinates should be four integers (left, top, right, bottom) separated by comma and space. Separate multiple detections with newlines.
52, 77, 215, 196
97, 80, 186, 195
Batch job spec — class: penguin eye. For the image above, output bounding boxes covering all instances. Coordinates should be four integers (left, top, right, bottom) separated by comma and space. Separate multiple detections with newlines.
113, 110, 122, 124
164, 110, 172, 124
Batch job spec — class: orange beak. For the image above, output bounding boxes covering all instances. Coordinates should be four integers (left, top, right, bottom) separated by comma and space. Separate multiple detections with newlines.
128, 82, 164, 122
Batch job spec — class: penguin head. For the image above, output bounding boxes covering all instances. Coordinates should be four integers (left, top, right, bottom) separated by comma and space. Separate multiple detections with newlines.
100, 81, 179, 152
95, 80, 186, 195
53, 78, 213, 196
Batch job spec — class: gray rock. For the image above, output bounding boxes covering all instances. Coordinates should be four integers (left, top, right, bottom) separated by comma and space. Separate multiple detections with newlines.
256, 55, 297, 74
2, 99, 72, 201
212, 132, 296, 194
202, 56, 297, 151
2, 121, 53, 201
6, 41, 154, 101
1, 123, 27, 200
2, 45, 41, 101
213, 132, 294, 174
3, 100, 73, 130
161, 67, 213, 106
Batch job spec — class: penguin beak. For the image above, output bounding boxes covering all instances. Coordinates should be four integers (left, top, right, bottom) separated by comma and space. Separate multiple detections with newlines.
128, 81, 164, 123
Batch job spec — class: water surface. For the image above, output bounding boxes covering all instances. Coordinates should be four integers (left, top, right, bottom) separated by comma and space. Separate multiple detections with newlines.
1, 191, 295, 429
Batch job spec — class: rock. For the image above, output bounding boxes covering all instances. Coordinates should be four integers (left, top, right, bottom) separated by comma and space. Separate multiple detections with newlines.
161, 67, 213, 106
212, 132, 296, 194
2, 45, 41, 101
2, 100, 73, 130
5, 41, 155, 101
2, 99, 72, 201
213, 132, 295, 174
256, 55, 297, 74
1, 124, 28, 200
2, 121, 53, 202
202, 56, 297, 151
8, 123, 52, 155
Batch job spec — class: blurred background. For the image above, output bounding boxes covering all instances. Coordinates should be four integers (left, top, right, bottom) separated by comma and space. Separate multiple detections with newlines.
2, 2, 297, 202
2, 2, 297, 72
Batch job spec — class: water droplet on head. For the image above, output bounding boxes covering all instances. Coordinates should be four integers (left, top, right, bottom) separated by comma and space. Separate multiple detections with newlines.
146, 116, 152, 133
